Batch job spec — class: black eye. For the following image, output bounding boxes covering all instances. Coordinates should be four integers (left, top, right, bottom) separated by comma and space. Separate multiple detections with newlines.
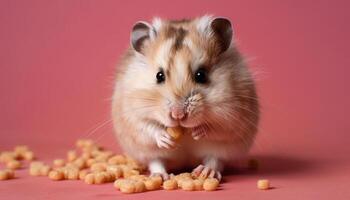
156, 70, 165, 84
194, 68, 208, 84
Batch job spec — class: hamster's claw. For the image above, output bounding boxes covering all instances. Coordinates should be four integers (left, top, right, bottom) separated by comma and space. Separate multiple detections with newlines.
192, 164, 222, 181
155, 130, 176, 149
191, 127, 206, 140
150, 172, 170, 181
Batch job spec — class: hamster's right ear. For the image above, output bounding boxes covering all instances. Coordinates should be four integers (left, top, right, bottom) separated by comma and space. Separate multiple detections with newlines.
131, 21, 156, 54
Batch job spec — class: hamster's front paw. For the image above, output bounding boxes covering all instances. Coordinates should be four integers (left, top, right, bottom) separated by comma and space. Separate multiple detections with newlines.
191, 126, 206, 140
154, 130, 176, 149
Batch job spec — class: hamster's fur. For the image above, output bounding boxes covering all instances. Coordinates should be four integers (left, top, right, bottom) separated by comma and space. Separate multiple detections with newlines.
112, 15, 259, 180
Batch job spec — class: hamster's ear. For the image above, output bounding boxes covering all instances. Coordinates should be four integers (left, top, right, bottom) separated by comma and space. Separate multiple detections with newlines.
197, 16, 233, 53
210, 17, 233, 53
130, 21, 156, 54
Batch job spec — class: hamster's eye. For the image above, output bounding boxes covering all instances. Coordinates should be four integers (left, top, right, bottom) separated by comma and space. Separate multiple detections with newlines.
194, 68, 208, 84
156, 70, 165, 84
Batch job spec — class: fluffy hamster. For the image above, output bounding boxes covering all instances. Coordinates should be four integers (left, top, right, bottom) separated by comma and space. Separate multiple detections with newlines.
112, 15, 259, 180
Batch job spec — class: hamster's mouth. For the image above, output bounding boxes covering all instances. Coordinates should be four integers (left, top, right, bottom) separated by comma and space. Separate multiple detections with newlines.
164, 120, 194, 129
160, 114, 202, 129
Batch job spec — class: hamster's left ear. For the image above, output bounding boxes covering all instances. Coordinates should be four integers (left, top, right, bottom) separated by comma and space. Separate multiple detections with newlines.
130, 21, 156, 54
197, 16, 233, 53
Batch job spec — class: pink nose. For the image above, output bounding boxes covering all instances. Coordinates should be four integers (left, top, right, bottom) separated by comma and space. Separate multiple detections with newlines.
170, 106, 185, 120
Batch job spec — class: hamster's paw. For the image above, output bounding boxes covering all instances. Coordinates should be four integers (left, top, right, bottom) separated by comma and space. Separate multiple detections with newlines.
155, 130, 176, 149
150, 172, 170, 181
191, 126, 206, 140
191, 164, 222, 181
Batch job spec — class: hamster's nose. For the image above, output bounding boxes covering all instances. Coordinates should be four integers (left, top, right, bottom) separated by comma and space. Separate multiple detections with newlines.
170, 106, 185, 120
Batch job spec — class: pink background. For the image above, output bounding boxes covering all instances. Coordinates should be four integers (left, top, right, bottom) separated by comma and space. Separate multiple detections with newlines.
1, 0, 349, 199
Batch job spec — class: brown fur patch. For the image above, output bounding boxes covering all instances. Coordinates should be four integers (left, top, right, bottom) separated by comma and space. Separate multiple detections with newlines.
145, 17, 226, 85
169, 18, 191, 25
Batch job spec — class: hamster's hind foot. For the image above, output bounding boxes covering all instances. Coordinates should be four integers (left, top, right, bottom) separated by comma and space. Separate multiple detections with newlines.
192, 164, 222, 181
150, 172, 169, 181
149, 159, 169, 180
192, 157, 223, 181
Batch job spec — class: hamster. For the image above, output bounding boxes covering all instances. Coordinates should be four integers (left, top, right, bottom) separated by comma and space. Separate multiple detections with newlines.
112, 15, 259, 181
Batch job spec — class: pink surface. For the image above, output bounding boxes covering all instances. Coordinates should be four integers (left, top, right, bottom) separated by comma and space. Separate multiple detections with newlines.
1, 0, 350, 199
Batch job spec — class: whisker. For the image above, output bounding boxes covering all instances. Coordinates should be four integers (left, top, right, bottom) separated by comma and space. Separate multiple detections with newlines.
83, 118, 110, 135
234, 94, 259, 101
94, 123, 113, 143
83, 118, 113, 139
202, 104, 257, 149
211, 113, 252, 149
122, 104, 159, 116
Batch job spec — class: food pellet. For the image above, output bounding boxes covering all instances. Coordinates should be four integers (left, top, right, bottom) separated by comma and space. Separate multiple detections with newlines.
193, 179, 204, 190
86, 159, 97, 167
14, 145, 29, 155
40, 165, 51, 176
23, 151, 35, 161
128, 174, 147, 181
144, 179, 161, 191
257, 179, 270, 190
76, 139, 86, 148
84, 173, 95, 184
48, 170, 64, 181
126, 159, 144, 171
114, 179, 124, 190
91, 150, 103, 158
64, 163, 76, 169
67, 150, 77, 162
120, 180, 136, 194
29, 166, 42, 176
181, 179, 195, 191
0, 171, 7, 180
53, 159, 65, 167
95, 154, 109, 162
123, 169, 139, 178
166, 127, 183, 140
90, 163, 107, 172
82, 151, 92, 159
76, 139, 95, 149
94, 172, 106, 184
6, 160, 21, 169
106, 165, 122, 178
72, 158, 86, 169
29, 162, 51, 176
150, 175, 163, 186
108, 155, 126, 165
177, 172, 192, 178
105, 172, 116, 182
203, 178, 219, 191
163, 179, 178, 190
0, 169, 15, 180
79, 169, 89, 180
0, 152, 17, 163
83, 139, 94, 147
134, 180, 146, 193
177, 177, 192, 188
66, 168, 79, 180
